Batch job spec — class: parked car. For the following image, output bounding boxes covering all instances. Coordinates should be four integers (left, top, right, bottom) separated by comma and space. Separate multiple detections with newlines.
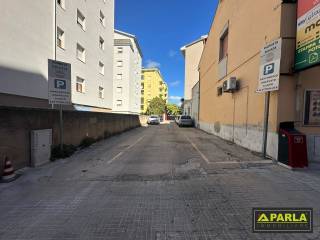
178, 115, 194, 127
147, 115, 160, 125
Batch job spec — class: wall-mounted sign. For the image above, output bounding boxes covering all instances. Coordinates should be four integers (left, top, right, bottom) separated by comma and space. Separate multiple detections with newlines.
295, 0, 320, 71
257, 38, 282, 93
48, 59, 72, 105
305, 90, 320, 125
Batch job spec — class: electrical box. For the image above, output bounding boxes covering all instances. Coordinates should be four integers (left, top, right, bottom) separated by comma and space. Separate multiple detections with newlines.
31, 129, 52, 167
222, 77, 238, 93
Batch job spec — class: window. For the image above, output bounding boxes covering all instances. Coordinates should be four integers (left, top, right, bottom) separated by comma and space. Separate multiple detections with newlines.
219, 28, 228, 61
77, 9, 86, 30
76, 77, 85, 93
76, 43, 85, 62
117, 47, 123, 54
116, 74, 122, 80
99, 36, 104, 50
99, 61, 104, 75
100, 11, 105, 26
116, 87, 123, 94
57, 0, 65, 9
304, 90, 320, 125
116, 100, 122, 106
117, 61, 123, 67
99, 87, 104, 99
57, 27, 65, 49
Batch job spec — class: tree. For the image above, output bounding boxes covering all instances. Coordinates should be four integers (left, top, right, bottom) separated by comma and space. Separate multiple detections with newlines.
166, 103, 182, 116
146, 97, 166, 115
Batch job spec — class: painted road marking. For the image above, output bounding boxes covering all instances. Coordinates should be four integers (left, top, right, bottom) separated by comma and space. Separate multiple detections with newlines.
184, 134, 210, 164
184, 134, 273, 165
107, 136, 145, 164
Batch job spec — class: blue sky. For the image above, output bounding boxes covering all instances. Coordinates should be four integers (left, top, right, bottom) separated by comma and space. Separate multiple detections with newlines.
115, 0, 218, 105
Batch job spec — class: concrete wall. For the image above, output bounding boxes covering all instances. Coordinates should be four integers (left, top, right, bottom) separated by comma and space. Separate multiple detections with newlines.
191, 82, 200, 127
0, 107, 142, 173
56, 0, 114, 110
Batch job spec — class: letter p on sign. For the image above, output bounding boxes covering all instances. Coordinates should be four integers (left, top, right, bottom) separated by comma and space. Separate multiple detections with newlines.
54, 79, 66, 90
264, 63, 275, 75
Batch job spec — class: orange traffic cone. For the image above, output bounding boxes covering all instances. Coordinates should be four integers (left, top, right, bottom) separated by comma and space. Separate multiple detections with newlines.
1, 157, 18, 183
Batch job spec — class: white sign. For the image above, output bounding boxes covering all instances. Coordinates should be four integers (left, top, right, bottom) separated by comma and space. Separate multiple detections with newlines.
48, 59, 71, 105
256, 38, 282, 93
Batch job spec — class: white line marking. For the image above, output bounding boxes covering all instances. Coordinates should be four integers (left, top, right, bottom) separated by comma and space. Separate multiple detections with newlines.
184, 135, 210, 164
107, 136, 145, 164
184, 134, 273, 165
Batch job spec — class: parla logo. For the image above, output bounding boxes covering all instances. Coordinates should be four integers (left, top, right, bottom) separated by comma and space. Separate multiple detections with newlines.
258, 213, 308, 223
253, 208, 313, 233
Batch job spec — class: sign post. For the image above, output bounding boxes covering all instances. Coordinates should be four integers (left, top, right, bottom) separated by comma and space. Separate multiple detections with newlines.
256, 38, 282, 158
48, 59, 72, 152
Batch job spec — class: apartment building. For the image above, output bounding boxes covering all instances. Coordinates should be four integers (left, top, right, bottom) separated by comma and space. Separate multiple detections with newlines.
56, 0, 114, 111
199, 0, 320, 162
0, 0, 114, 111
113, 30, 142, 115
181, 36, 207, 122
141, 68, 168, 113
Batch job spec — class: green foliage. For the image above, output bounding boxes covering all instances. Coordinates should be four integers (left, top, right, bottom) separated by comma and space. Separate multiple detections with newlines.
51, 144, 77, 161
166, 103, 182, 116
146, 97, 167, 115
80, 137, 96, 149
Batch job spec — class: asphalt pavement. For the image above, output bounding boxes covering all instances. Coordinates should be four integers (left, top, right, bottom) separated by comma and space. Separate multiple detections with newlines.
0, 123, 319, 240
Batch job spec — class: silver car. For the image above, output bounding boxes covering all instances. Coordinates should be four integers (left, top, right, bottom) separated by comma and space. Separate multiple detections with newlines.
147, 115, 160, 125
178, 115, 194, 127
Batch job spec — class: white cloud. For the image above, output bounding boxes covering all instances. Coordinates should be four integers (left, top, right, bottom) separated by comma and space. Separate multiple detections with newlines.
169, 81, 180, 87
168, 50, 177, 58
169, 96, 183, 101
145, 60, 161, 68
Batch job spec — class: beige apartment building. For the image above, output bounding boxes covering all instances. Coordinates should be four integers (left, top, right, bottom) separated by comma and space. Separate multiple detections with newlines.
199, 0, 320, 162
181, 35, 207, 123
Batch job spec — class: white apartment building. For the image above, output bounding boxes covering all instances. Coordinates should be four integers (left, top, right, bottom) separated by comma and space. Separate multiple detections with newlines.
113, 30, 142, 115
0, 0, 114, 111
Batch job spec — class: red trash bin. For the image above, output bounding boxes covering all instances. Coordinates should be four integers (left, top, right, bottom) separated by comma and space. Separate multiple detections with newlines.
278, 122, 308, 168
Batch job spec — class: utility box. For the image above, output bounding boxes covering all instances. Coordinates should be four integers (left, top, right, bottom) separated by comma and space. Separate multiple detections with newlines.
31, 129, 52, 167
278, 122, 308, 168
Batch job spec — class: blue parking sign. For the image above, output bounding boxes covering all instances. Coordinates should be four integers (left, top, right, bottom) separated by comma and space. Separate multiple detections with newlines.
54, 79, 67, 89
264, 63, 275, 75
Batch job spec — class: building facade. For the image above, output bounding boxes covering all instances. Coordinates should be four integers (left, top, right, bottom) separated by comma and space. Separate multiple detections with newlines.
0, 0, 55, 109
181, 36, 207, 117
0, 0, 114, 112
113, 30, 142, 115
199, 0, 320, 162
141, 68, 168, 113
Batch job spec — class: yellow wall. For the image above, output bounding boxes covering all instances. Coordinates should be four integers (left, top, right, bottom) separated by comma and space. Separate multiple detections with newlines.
198, 0, 320, 160
141, 68, 168, 113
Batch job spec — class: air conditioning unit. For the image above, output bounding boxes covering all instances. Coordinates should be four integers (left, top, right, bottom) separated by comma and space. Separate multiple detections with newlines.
222, 77, 238, 93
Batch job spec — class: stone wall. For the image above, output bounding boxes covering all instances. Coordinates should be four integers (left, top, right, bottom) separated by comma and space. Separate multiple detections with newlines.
0, 107, 142, 172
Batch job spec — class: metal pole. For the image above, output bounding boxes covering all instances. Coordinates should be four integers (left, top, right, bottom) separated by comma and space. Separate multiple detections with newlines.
59, 105, 64, 152
54, 0, 64, 152
262, 92, 270, 158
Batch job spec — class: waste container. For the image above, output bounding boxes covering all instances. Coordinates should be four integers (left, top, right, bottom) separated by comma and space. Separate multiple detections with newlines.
278, 122, 308, 168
